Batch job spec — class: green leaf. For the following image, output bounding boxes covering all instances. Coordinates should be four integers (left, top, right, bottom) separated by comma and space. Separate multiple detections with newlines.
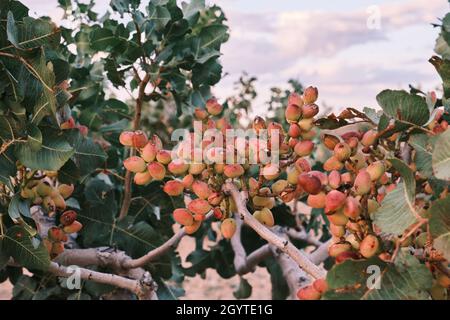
233, 277, 252, 299
0, 148, 16, 188
376, 90, 430, 126
372, 159, 418, 236
26, 124, 42, 151
192, 58, 222, 88
432, 128, 450, 180
8, 193, 30, 221
324, 250, 432, 300
198, 24, 229, 51
6, 13, 60, 50
182, 0, 204, 25
147, 4, 171, 32
3, 226, 50, 271
64, 130, 107, 177
428, 197, 450, 261
15, 133, 74, 171
409, 134, 433, 178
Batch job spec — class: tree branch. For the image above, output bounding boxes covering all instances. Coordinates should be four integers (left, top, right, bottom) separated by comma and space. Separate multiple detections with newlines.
123, 211, 214, 269
223, 181, 327, 280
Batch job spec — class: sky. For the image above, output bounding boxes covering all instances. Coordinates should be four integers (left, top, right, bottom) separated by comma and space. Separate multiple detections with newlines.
22, 0, 450, 115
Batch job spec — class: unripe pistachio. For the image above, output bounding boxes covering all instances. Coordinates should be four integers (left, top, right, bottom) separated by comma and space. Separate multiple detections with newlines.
252, 116, 267, 134
52, 194, 66, 210
189, 163, 206, 175
285, 104, 302, 122
194, 107, 209, 120
141, 142, 157, 162
208, 192, 223, 206
288, 123, 302, 138
156, 150, 171, 165
361, 129, 377, 147
325, 190, 346, 213
329, 223, 345, 237
343, 196, 361, 219
43, 196, 56, 213
366, 161, 385, 182
36, 182, 53, 197
296, 286, 321, 300
328, 170, 341, 189
341, 172, 354, 185
248, 177, 259, 197
185, 220, 202, 234
60, 210, 77, 226
147, 162, 166, 180
367, 199, 380, 215
280, 190, 296, 203
132, 130, 148, 148
173, 208, 194, 226
327, 210, 349, 226
224, 164, 245, 178
323, 156, 344, 171
345, 233, 360, 250
221, 218, 237, 239
306, 191, 326, 209
252, 195, 274, 209
51, 241, 65, 256
347, 153, 367, 171
313, 279, 328, 294
124, 156, 147, 173
57, 184, 74, 199
20, 187, 35, 199
298, 173, 322, 195
163, 180, 184, 196
191, 180, 211, 199
322, 134, 340, 151
213, 207, 223, 220
303, 86, 318, 104
188, 199, 211, 215
63, 220, 83, 234
302, 104, 319, 118
262, 164, 280, 180
134, 171, 152, 185
333, 142, 351, 161
288, 92, 304, 107
354, 170, 372, 195
359, 234, 379, 258
328, 241, 352, 258
253, 208, 274, 227
298, 118, 314, 132
300, 129, 316, 140
48, 226, 66, 241
119, 131, 134, 146
214, 163, 225, 174
206, 98, 223, 116
294, 140, 314, 157
309, 170, 328, 186
271, 180, 288, 195
167, 159, 188, 175
295, 158, 311, 173
335, 251, 359, 264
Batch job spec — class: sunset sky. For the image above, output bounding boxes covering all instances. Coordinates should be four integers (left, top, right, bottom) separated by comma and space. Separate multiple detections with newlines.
22, 0, 449, 114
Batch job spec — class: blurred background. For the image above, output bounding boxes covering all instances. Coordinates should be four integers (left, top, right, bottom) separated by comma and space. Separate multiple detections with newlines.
20, 0, 448, 114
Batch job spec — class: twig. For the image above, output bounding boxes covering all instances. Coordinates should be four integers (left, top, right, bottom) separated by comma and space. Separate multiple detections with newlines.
223, 181, 327, 279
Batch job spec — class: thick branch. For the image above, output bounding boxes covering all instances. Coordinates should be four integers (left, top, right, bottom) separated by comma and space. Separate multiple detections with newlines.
48, 262, 156, 300
308, 239, 332, 265
231, 216, 272, 274
119, 73, 151, 221
223, 181, 327, 279
54, 247, 158, 300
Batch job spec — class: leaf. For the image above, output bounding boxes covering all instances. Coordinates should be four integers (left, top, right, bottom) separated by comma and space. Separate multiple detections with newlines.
192, 58, 222, 88
15, 133, 74, 171
147, 4, 171, 32
8, 193, 30, 221
376, 90, 430, 126
182, 0, 204, 25
198, 24, 229, 51
432, 128, 450, 180
64, 130, 107, 177
26, 124, 42, 151
233, 277, 252, 299
409, 134, 433, 178
0, 148, 16, 188
428, 197, 450, 261
3, 226, 50, 271
372, 159, 418, 236
324, 250, 432, 300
